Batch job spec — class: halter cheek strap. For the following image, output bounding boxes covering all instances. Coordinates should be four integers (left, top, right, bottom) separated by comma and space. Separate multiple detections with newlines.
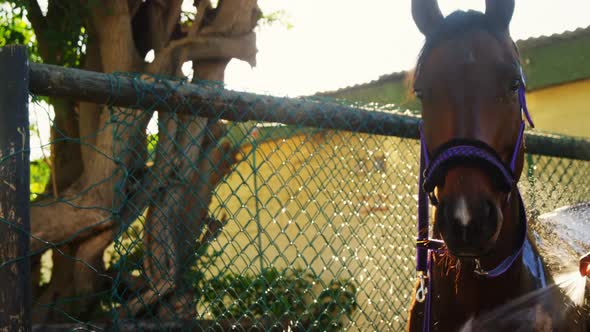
415, 70, 535, 332
520, 67, 535, 129
509, 121, 526, 172
474, 191, 526, 277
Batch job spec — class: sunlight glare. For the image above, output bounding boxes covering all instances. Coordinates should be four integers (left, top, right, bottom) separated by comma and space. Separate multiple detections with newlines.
226, 0, 590, 96
555, 270, 588, 307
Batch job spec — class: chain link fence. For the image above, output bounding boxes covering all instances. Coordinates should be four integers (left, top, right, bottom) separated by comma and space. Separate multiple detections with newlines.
1, 48, 590, 331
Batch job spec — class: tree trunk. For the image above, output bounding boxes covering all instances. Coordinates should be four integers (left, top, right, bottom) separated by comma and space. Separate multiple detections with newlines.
49, 97, 83, 194
30, 1, 144, 323
129, 0, 260, 320
28, 0, 260, 323
33, 246, 77, 323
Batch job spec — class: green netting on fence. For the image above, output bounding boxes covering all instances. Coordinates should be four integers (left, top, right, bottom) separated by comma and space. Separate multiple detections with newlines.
15, 70, 590, 331
107, 88, 409, 330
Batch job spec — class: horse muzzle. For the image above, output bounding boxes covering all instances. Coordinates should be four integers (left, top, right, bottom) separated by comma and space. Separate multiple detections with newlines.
436, 194, 503, 258
421, 138, 515, 259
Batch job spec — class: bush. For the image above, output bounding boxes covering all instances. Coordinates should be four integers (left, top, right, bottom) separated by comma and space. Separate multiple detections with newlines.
107, 209, 358, 330
194, 265, 357, 331
30, 159, 50, 200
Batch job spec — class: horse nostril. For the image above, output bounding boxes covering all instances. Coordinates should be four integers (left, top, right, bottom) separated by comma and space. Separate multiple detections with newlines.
461, 225, 468, 241
436, 200, 455, 230
481, 200, 490, 218
478, 198, 499, 241
484, 199, 496, 219
441, 201, 452, 221
441, 201, 460, 226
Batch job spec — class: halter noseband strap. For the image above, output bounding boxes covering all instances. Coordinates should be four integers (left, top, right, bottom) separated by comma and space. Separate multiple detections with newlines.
415, 71, 534, 332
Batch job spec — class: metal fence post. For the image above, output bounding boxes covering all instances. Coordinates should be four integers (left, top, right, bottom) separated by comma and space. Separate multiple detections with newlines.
0, 45, 31, 331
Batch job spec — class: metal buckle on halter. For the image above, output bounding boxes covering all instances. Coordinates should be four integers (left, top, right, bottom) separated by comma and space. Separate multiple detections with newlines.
428, 190, 438, 206
474, 258, 488, 276
416, 239, 429, 248
416, 273, 428, 303
416, 238, 445, 251
505, 191, 512, 205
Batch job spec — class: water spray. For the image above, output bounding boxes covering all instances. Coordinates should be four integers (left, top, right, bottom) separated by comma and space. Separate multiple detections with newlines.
580, 252, 590, 277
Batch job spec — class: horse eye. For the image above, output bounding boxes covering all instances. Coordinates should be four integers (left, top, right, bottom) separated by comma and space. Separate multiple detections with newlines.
414, 89, 424, 99
509, 79, 521, 92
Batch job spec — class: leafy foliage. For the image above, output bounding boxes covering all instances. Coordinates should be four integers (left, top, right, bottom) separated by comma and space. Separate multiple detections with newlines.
195, 264, 357, 330
260, 9, 294, 30
0, 1, 87, 66
30, 159, 50, 200
188, 235, 357, 330
106, 215, 357, 330
147, 133, 158, 163
0, 2, 40, 61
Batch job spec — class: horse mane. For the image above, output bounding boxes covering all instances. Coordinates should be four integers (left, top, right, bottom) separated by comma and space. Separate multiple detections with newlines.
414, 10, 511, 82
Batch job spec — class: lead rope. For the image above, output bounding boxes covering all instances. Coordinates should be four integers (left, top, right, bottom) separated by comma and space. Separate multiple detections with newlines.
417, 124, 430, 273
416, 124, 432, 332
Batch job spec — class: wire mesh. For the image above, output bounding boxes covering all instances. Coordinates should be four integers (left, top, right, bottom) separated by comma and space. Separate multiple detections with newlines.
4, 69, 589, 331
108, 90, 416, 330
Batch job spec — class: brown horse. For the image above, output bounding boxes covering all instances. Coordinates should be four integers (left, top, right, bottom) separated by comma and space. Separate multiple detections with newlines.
406, 1, 584, 331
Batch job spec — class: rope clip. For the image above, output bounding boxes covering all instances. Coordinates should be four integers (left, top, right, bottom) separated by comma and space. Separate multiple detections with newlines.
415, 273, 428, 303
474, 258, 488, 276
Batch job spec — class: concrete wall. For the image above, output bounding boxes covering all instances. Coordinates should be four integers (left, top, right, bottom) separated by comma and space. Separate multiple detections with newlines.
324, 77, 420, 111
526, 79, 590, 138
202, 125, 588, 329
323, 32, 590, 139
325, 77, 589, 138
209, 130, 420, 330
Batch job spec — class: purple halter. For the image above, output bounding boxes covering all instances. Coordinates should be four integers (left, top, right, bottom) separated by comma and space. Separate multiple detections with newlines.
415, 70, 535, 332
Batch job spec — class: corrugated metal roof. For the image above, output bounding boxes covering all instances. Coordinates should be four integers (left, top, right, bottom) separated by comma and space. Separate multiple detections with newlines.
517, 25, 590, 50
319, 25, 590, 96
316, 71, 409, 96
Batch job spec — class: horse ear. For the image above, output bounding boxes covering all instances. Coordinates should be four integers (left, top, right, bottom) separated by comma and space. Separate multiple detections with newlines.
412, 0, 444, 37
485, 0, 515, 33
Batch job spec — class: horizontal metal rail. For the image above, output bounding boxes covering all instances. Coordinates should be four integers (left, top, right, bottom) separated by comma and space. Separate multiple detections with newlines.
29, 63, 590, 161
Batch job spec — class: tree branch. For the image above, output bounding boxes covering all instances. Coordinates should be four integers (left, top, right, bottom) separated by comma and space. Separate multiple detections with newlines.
164, 0, 184, 43
90, 0, 142, 72
118, 279, 175, 318
145, 0, 260, 75
23, 0, 46, 30
30, 199, 113, 253
190, 0, 213, 35
23, 0, 49, 57
144, 0, 184, 51
199, 0, 261, 36
147, 32, 256, 74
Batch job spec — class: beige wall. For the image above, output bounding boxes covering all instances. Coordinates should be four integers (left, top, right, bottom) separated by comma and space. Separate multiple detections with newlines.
209, 131, 420, 330
201, 125, 588, 329
527, 79, 590, 138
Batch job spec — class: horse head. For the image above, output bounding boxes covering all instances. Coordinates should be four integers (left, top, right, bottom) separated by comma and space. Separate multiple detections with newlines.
412, 0, 529, 263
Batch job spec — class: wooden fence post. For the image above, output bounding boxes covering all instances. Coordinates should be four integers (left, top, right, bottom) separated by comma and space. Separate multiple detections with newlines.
0, 45, 31, 331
